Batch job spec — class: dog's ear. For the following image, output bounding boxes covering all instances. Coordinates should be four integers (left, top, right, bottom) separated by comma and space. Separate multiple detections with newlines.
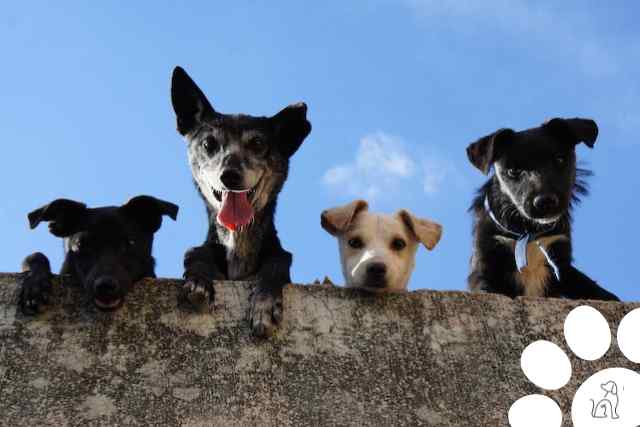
396, 210, 442, 250
28, 199, 88, 237
321, 200, 368, 236
121, 195, 179, 233
544, 118, 598, 148
272, 102, 312, 158
171, 66, 216, 136
466, 128, 515, 174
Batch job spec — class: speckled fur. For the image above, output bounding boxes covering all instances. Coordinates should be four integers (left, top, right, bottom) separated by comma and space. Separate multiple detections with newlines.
171, 66, 311, 336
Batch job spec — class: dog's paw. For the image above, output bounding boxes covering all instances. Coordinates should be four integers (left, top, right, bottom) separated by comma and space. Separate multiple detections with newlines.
248, 288, 282, 338
180, 278, 214, 312
18, 272, 52, 315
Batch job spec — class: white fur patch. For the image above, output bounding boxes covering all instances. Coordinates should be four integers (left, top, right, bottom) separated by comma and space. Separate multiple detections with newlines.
494, 163, 532, 221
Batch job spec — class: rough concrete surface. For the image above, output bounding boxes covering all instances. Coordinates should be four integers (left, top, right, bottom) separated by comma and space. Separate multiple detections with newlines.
0, 273, 637, 426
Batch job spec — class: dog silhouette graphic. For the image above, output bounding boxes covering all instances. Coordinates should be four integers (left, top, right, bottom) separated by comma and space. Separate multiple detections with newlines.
590, 380, 620, 419
509, 306, 640, 427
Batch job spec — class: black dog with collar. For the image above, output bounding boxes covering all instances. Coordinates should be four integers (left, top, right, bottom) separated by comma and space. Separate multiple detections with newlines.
466, 117, 618, 300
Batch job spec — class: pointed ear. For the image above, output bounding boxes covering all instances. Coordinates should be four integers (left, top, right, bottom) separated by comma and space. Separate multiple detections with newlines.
171, 66, 216, 136
321, 200, 368, 236
466, 128, 515, 174
272, 102, 312, 158
121, 195, 179, 233
544, 117, 598, 148
28, 199, 88, 237
396, 210, 442, 250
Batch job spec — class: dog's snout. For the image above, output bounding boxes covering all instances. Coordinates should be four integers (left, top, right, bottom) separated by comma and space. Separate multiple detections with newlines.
365, 263, 388, 288
367, 263, 387, 277
533, 194, 560, 215
94, 277, 119, 297
220, 169, 243, 189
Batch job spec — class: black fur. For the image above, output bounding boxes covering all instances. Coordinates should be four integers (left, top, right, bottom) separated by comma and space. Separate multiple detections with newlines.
170, 66, 311, 337
466, 118, 619, 300
19, 196, 178, 314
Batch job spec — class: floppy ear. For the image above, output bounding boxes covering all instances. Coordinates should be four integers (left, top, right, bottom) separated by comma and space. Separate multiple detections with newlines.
28, 199, 88, 237
600, 381, 616, 394
121, 195, 179, 233
466, 128, 515, 175
171, 66, 216, 136
396, 210, 442, 250
544, 117, 598, 148
272, 102, 312, 158
321, 200, 368, 236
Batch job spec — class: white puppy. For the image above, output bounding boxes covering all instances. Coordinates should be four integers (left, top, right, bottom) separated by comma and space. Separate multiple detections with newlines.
321, 200, 442, 292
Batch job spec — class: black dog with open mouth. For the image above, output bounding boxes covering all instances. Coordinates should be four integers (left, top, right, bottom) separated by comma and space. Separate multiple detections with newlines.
170, 66, 311, 337
18, 196, 178, 313
466, 117, 618, 300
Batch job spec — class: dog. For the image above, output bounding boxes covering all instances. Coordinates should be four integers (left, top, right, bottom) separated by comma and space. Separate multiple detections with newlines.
466, 117, 618, 300
590, 381, 620, 419
18, 196, 178, 314
321, 200, 442, 292
170, 66, 311, 337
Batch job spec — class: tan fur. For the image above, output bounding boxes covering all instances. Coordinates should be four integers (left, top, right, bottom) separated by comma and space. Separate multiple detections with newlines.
321, 200, 442, 292
320, 200, 369, 236
338, 213, 418, 292
495, 235, 568, 297
396, 210, 443, 250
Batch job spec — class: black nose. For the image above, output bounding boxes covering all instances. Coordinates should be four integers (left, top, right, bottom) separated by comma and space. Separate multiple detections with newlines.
220, 169, 243, 189
366, 263, 387, 278
533, 194, 559, 214
94, 277, 119, 297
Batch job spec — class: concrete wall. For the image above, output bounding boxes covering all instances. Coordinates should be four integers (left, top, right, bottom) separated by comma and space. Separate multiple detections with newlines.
0, 273, 636, 426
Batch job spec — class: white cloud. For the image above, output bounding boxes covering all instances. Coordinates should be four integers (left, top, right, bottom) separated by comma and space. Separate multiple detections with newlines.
422, 157, 447, 195
358, 134, 415, 178
323, 132, 452, 201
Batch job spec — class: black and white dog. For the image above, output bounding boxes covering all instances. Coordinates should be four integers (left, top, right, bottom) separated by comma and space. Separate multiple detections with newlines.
466, 117, 618, 300
170, 66, 311, 337
19, 196, 178, 313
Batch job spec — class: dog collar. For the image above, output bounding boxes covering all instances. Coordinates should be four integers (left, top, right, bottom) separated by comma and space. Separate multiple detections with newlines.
483, 196, 560, 281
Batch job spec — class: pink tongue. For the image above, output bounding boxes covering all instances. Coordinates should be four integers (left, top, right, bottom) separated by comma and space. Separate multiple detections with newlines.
217, 192, 254, 231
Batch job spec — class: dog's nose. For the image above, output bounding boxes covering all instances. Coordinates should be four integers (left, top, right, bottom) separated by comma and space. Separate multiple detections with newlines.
94, 277, 119, 297
533, 194, 559, 214
366, 263, 387, 278
366, 263, 387, 288
220, 169, 243, 189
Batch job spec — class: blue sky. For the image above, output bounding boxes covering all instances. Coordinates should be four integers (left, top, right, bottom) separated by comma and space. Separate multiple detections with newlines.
1, 1, 639, 300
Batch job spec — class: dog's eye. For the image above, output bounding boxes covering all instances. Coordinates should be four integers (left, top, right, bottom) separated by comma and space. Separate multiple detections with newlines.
348, 237, 364, 249
120, 239, 136, 253
202, 137, 218, 154
555, 156, 567, 166
506, 168, 522, 179
248, 137, 268, 155
391, 238, 407, 251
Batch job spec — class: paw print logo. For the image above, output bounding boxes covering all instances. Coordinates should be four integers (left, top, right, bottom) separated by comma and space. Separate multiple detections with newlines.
509, 306, 640, 427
